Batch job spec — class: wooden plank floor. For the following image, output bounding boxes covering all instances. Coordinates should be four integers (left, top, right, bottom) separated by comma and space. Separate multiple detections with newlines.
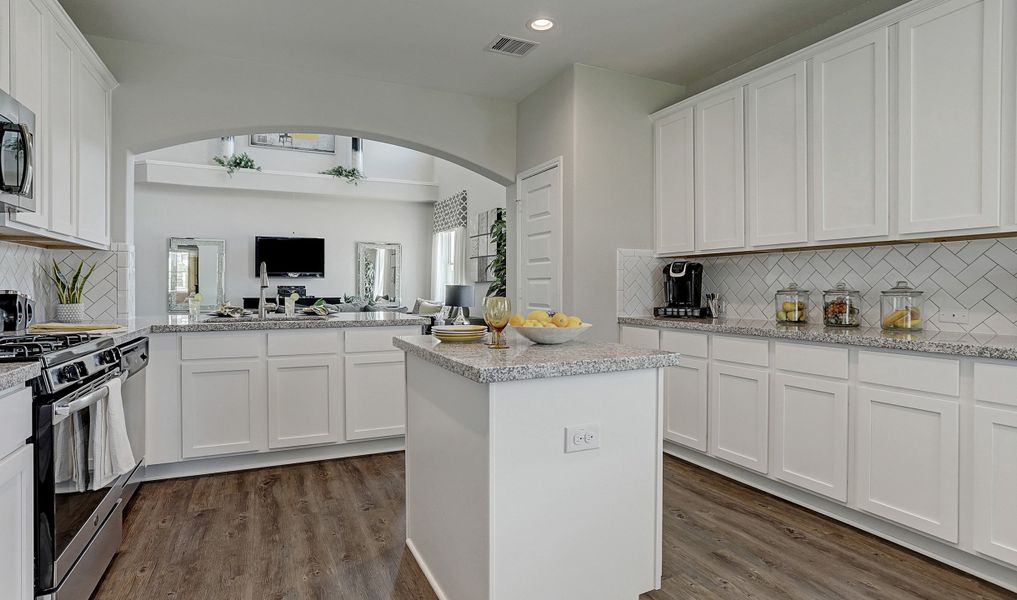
94, 453, 1016, 600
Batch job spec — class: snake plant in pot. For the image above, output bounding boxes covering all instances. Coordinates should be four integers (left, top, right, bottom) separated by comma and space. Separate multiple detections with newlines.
47, 259, 96, 323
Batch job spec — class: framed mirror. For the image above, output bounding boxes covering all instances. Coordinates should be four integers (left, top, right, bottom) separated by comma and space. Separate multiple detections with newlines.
167, 238, 226, 312
356, 242, 402, 306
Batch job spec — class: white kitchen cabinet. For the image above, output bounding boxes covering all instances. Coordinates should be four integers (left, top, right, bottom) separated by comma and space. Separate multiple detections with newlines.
856, 386, 959, 542
897, 0, 1002, 234
653, 106, 695, 255
0, 444, 33, 600
810, 28, 890, 241
694, 86, 745, 252
73, 57, 108, 245
10, 0, 45, 230
709, 362, 768, 473
181, 360, 267, 458
745, 62, 808, 247
267, 356, 341, 449
345, 351, 406, 441
45, 20, 73, 236
619, 325, 660, 350
664, 357, 708, 451
0, 0, 11, 94
973, 406, 1017, 567
773, 373, 849, 501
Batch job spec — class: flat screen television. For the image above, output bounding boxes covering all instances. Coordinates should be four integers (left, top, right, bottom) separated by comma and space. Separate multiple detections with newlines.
255, 236, 325, 278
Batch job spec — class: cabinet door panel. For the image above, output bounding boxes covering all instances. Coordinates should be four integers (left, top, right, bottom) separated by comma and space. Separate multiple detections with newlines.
665, 357, 707, 451
47, 23, 74, 235
74, 58, 108, 245
654, 106, 695, 254
619, 326, 659, 350
746, 62, 807, 246
774, 374, 848, 501
268, 356, 341, 449
709, 363, 768, 473
973, 406, 1017, 566
897, 0, 1002, 234
181, 360, 267, 458
0, 0, 11, 94
11, 0, 46, 229
856, 387, 959, 542
811, 28, 889, 241
345, 352, 406, 440
0, 444, 32, 600
695, 86, 745, 251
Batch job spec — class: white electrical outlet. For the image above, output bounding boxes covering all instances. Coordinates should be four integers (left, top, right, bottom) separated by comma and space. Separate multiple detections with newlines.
939, 310, 969, 324
565, 425, 601, 453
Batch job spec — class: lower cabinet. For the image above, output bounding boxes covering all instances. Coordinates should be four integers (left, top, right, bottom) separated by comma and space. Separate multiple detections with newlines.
709, 362, 769, 473
973, 406, 1017, 567
268, 356, 341, 449
345, 351, 407, 441
181, 360, 268, 459
773, 373, 848, 501
0, 444, 33, 600
664, 357, 708, 451
856, 386, 959, 542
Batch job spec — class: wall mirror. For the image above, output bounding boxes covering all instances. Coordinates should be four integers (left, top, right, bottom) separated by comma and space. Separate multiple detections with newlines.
356, 242, 402, 306
167, 238, 226, 312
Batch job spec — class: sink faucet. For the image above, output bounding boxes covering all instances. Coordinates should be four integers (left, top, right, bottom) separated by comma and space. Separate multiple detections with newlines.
258, 261, 269, 319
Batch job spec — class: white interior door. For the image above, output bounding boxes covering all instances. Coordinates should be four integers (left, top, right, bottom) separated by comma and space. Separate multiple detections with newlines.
516, 160, 562, 314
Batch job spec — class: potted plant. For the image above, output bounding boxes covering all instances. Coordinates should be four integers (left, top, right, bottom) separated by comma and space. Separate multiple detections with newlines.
212, 151, 261, 176
47, 259, 96, 323
320, 165, 364, 184
486, 209, 507, 297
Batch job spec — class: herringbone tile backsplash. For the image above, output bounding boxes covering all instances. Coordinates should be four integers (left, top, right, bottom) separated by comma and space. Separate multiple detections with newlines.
618, 238, 1017, 335
0, 241, 54, 320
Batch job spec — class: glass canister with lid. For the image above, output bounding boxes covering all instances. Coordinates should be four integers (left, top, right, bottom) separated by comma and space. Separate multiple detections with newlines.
880, 281, 923, 331
823, 282, 861, 327
775, 283, 809, 324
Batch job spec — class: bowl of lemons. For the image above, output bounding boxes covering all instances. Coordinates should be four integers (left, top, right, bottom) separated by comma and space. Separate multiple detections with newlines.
508, 310, 592, 345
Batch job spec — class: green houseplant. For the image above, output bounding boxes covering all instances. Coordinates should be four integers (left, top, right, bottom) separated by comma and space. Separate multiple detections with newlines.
47, 259, 96, 323
486, 209, 507, 297
320, 165, 364, 184
212, 152, 261, 176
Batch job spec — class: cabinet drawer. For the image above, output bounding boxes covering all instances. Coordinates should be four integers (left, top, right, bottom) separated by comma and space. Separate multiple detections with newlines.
858, 351, 959, 396
775, 342, 848, 379
661, 330, 708, 358
345, 327, 421, 353
620, 326, 660, 350
181, 333, 263, 360
974, 362, 1017, 408
267, 330, 339, 356
713, 335, 769, 367
0, 387, 32, 459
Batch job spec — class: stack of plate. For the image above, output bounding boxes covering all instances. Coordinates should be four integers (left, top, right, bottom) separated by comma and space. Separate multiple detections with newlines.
432, 325, 488, 343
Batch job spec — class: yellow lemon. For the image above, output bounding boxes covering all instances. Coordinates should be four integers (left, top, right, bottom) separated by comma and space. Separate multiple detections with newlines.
508, 314, 525, 327
551, 313, 569, 327
566, 316, 583, 328
527, 310, 550, 323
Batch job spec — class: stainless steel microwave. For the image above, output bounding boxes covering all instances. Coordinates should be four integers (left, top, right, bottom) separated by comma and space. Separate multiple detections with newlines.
0, 88, 35, 213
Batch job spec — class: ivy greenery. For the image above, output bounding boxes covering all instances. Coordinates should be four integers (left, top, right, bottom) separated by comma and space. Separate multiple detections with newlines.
212, 152, 261, 176
320, 165, 364, 184
486, 209, 507, 297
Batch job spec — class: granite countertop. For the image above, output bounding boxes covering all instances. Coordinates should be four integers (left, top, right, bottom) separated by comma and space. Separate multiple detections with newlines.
0, 362, 41, 392
393, 331, 680, 384
618, 316, 1017, 361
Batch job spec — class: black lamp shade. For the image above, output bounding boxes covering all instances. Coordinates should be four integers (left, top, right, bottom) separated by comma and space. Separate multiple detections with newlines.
444, 284, 474, 307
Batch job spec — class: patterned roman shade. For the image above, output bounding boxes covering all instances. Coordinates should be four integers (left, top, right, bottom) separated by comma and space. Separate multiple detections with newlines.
433, 190, 468, 233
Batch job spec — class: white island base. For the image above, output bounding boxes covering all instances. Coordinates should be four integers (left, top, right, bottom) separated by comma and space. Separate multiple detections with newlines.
404, 354, 664, 600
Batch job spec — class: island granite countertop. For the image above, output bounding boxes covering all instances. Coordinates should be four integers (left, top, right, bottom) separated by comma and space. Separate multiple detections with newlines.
394, 331, 680, 384
0, 362, 41, 392
619, 316, 1017, 361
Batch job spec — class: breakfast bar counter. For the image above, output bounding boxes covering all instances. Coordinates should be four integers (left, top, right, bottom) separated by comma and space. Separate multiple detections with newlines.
394, 332, 679, 600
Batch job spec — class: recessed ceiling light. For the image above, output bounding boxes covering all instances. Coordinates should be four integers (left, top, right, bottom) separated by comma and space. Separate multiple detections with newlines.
527, 18, 554, 32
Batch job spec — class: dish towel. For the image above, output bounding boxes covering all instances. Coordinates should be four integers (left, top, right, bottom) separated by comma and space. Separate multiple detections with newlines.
53, 412, 87, 494
88, 377, 136, 490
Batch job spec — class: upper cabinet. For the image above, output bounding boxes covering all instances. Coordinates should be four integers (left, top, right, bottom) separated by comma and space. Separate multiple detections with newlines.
694, 86, 745, 252
1, 0, 116, 249
652, 0, 1014, 257
897, 0, 1002, 235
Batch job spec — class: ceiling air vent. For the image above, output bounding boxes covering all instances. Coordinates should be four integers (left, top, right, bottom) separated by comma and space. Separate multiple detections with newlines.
486, 35, 539, 57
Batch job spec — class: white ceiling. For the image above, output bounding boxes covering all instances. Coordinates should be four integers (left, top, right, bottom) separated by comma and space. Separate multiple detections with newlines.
59, 0, 906, 101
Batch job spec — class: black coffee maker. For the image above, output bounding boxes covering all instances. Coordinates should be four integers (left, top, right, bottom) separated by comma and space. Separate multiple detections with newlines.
655, 261, 704, 318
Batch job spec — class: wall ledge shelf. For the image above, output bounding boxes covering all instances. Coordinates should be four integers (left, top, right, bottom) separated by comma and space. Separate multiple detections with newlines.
134, 160, 440, 203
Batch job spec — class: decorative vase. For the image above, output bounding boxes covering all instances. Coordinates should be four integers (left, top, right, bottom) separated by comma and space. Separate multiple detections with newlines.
220, 136, 235, 157
55, 303, 85, 323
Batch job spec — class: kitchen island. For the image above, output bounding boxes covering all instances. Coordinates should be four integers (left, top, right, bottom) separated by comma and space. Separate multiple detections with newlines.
393, 333, 680, 600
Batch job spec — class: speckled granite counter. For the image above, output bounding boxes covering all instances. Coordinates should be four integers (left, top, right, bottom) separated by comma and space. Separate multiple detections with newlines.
619, 316, 1017, 361
394, 332, 680, 383
0, 362, 41, 391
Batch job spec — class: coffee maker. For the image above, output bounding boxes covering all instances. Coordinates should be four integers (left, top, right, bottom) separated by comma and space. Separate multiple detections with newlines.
0, 290, 35, 332
654, 261, 705, 318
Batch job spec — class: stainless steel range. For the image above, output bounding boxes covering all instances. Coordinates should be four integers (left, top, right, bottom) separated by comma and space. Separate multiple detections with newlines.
0, 331, 148, 600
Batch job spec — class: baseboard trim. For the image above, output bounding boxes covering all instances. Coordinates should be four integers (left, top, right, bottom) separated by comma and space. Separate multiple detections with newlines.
406, 538, 449, 600
144, 437, 405, 480
663, 442, 1017, 594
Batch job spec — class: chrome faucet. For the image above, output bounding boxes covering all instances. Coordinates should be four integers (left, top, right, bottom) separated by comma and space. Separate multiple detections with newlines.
258, 261, 269, 319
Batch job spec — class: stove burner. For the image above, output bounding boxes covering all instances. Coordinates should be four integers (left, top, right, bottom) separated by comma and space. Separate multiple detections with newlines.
0, 332, 104, 361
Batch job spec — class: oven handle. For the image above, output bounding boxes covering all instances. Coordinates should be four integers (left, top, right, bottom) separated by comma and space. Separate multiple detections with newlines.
52, 371, 128, 423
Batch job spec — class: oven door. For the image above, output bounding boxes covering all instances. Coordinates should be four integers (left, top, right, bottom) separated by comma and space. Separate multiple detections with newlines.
35, 384, 125, 593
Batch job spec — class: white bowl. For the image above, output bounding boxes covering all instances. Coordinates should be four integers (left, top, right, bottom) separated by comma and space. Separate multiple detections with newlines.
513, 323, 592, 345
